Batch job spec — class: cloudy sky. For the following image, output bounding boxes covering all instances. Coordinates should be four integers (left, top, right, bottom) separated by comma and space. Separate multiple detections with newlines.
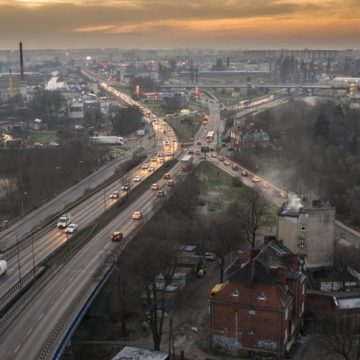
1, 0, 359, 49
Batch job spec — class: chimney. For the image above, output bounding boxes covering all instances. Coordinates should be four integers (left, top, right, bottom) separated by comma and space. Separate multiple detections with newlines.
19, 42, 24, 81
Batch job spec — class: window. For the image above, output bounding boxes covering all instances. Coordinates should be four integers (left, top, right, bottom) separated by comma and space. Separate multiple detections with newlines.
300, 225, 306, 231
248, 309, 256, 315
231, 289, 240, 297
248, 329, 256, 335
257, 292, 267, 301
299, 238, 305, 248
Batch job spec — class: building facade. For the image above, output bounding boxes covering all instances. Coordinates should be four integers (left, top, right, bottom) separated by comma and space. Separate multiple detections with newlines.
210, 240, 306, 357
277, 197, 335, 268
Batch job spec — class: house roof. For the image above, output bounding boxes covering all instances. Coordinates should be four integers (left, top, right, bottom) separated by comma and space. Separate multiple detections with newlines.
112, 346, 168, 360
228, 259, 276, 285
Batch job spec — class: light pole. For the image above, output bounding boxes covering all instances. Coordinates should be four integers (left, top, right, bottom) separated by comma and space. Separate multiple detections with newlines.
20, 191, 28, 218
15, 233, 22, 286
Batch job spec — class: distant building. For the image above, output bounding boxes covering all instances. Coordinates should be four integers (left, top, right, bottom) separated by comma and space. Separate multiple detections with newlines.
277, 196, 335, 268
230, 126, 270, 151
210, 240, 306, 358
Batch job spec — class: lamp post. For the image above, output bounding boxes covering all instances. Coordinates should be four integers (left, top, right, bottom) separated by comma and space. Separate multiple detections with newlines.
15, 233, 22, 286
20, 191, 28, 218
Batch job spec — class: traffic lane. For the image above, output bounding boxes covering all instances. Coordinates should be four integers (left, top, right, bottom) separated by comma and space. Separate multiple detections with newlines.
0, 189, 157, 359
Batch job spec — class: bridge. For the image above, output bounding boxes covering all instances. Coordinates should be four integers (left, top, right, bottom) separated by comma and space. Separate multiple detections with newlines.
161, 83, 350, 91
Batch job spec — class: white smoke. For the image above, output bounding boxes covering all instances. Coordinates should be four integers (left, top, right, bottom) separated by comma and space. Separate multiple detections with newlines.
284, 193, 303, 213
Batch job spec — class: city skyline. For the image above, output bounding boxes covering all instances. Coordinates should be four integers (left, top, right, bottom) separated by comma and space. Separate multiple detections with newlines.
0, 0, 359, 50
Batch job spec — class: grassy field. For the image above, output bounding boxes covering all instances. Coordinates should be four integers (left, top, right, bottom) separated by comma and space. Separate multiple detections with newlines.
195, 161, 245, 212
28, 131, 59, 145
165, 115, 202, 143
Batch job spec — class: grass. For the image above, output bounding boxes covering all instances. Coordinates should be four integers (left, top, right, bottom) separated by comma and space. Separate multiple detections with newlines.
165, 115, 202, 143
28, 131, 59, 145
195, 161, 245, 212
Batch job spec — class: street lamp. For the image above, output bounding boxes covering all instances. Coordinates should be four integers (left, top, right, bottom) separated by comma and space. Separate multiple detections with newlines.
20, 192, 28, 218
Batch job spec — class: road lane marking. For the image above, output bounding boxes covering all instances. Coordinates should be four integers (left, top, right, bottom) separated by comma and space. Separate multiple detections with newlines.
38, 313, 44, 320
27, 328, 32, 336
14, 345, 20, 353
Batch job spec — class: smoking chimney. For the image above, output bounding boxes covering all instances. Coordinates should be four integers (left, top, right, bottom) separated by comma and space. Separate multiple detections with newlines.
19, 42, 24, 81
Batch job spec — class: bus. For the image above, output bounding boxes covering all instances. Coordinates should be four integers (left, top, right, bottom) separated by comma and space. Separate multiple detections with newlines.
206, 131, 215, 143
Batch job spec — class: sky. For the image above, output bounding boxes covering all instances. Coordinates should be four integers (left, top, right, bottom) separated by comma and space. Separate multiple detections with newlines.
0, 0, 359, 50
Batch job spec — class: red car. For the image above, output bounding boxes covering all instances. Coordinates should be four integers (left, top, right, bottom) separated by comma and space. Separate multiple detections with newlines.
111, 231, 123, 242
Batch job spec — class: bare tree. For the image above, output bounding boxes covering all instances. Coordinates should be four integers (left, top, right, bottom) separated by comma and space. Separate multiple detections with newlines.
206, 212, 243, 283
123, 233, 179, 351
229, 188, 272, 249
314, 313, 360, 360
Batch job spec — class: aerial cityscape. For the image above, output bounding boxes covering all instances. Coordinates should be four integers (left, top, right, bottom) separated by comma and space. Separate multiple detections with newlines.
0, 1, 360, 360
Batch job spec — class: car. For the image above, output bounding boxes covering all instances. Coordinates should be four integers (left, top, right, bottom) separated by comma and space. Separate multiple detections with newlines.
166, 152, 173, 157
263, 181, 270, 189
111, 231, 123, 241
157, 190, 165, 197
167, 179, 175, 187
133, 176, 141, 182
132, 211, 142, 220
151, 157, 157, 162
121, 184, 129, 191
158, 158, 164, 163
205, 252, 217, 261
148, 166, 155, 172
164, 140, 169, 145
224, 160, 230, 166
65, 223, 78, 234
157, 153, 163, 157
241, 170, 249, 177
163, 173, 171, 180
0, 260, 7, 276
219, 156, 225, 162
211, 152, 217, 158
141, 164, 149, 170
57, 214, 71, 229
188, 149, 194, 154
151, 183, 159, 190
196, 140, 202, 145
109, 190, 120, 199
228, 147, 234, 151
231, 164, 239, 170
252, 176, 260, 183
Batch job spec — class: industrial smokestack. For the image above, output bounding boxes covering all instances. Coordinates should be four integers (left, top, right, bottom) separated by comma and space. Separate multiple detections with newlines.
19, 42, 24, 81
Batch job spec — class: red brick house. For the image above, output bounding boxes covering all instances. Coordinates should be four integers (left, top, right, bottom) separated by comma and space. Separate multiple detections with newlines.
210, 240, 306, 357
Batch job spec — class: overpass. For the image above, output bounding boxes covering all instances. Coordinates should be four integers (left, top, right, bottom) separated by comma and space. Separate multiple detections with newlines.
161, 83, 350, 91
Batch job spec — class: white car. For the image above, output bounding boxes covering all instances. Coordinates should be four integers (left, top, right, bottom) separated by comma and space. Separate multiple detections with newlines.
65, 223, 78, 234
148, 167, 155, 172
133, 176, 141, 182
57, 214, 71, 229
141, 164, 149, 170
205, 252, 217, 261
109, 190, 120, 199
132, 211, 142, 220
151, 183, 159, 190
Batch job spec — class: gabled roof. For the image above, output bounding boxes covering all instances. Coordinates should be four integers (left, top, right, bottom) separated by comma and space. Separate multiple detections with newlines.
228, 259, 276, 285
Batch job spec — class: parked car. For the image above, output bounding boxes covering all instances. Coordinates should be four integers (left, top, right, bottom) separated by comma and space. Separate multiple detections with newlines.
65, 223, 78, 234
0, 260, 7, 276
109, 190, 120, 199
205, 252, 217, 261
111, 231, 123, 242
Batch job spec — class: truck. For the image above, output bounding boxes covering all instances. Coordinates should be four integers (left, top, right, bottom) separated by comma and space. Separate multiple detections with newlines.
57, 214, 72, 229
0, 260, 7, 276
206, 131, 215, 143
89, 136, 124, 145
180, 154, 193, 171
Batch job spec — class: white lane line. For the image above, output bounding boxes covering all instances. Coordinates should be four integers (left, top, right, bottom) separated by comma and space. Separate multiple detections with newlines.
38, 313, 44, 320
26, 328, 32, 336
14, 345, 21, 353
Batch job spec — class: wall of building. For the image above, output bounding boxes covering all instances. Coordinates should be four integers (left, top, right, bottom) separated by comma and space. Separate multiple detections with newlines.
277, 208, 335, 268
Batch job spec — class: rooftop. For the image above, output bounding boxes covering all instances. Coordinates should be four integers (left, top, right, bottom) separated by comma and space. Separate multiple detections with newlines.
112, 346, 168, 360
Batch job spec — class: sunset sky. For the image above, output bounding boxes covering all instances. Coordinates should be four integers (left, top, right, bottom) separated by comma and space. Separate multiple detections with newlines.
1, 0, 359, 50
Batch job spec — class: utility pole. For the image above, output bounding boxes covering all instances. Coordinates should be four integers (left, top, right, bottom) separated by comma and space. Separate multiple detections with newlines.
16, 233, 22, 287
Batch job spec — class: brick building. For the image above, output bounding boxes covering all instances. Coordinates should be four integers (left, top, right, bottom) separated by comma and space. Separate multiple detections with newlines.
210, 240, 306, 357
